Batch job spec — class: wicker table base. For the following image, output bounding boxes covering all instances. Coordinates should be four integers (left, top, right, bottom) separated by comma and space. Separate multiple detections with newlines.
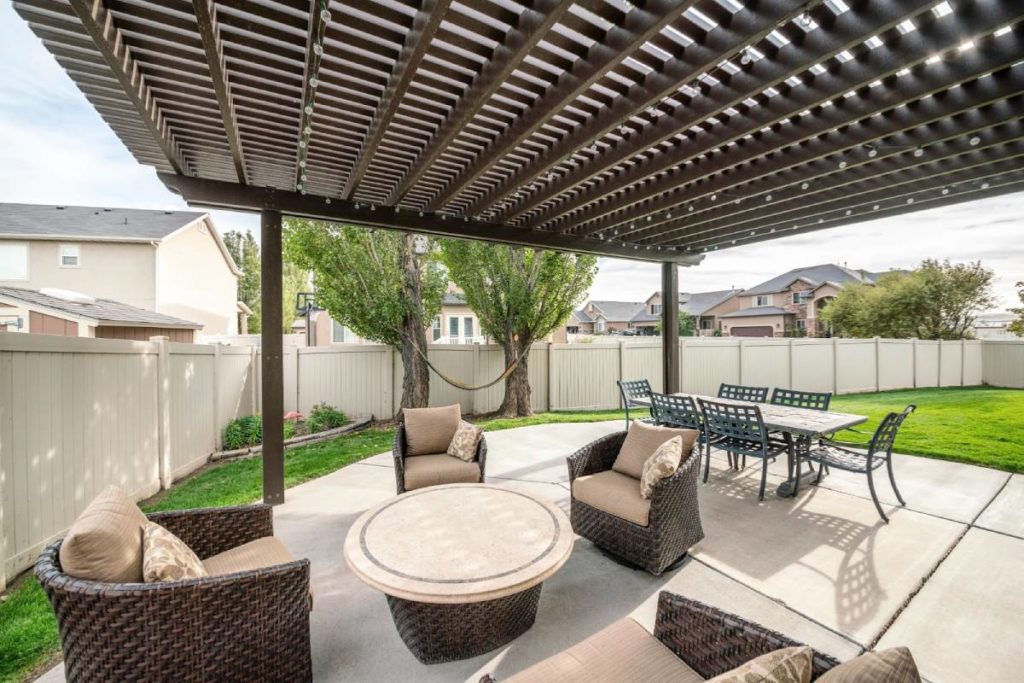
386, 584, 543, 664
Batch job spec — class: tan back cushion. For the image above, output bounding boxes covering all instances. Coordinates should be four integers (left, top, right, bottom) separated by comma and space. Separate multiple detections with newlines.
708, 646, 813, 683
59, 485, 148, 583
817, 647, 921, 683
142, 522, 207, 582
403, 404, 461, 456
447, 420, 483, 461
613, 421, 698, 480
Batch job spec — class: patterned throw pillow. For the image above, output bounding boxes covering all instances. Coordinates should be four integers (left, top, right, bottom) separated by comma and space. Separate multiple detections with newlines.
142, 522, 208, 583
708, 646, 813, 683
817, 647, 921, 682
639, 436, 683, 499
447, 420, 483, 462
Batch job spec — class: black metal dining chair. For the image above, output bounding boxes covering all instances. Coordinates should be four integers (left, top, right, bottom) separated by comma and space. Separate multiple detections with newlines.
698, 398, 792, 500
650, 393, 715, 464
718, 383, 769, 403
769, 388, 832, 411
805, 405, 916, 522
617, 379, 654, 428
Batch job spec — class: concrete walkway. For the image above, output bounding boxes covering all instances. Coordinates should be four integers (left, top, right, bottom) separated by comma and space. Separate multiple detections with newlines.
39, 422, 1024, 682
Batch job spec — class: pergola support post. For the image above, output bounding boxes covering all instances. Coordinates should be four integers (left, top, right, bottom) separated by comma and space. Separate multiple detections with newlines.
261, 209, 285, 505
662, 262, 679, 394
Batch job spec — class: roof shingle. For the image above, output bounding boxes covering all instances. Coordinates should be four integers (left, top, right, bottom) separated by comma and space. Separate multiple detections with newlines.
0, 286, 201, 328
0, 203, 206, 241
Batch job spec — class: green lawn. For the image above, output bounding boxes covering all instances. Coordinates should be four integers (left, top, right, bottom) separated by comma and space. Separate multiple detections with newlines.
2, 387, 1021, 681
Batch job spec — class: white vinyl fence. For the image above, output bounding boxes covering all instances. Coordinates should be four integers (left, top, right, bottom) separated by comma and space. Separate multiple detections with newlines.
0, 333, 1020, 586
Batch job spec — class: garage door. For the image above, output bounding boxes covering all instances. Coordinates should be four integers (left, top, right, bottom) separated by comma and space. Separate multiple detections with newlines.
730, 326, 773, 337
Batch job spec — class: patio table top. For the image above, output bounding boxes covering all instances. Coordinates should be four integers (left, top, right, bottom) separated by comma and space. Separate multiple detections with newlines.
632, 393, 867, 437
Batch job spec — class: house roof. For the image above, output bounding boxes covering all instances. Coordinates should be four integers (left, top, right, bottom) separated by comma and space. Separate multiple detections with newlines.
680, 289, 743, 316
719, 306, 791, 319
0, 203, 207, 241
571, 309, 593, 324
587, 300, 646, 322
442, 292, 466, 306
0, 286, 201, 329
742, 264, 881, 296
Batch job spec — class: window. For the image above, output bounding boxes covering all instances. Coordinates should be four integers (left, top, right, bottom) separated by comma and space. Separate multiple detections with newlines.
755, 295, 771, 307
463, 316, 473, 338
594, 318, 606, 333
0, 244, 28, 280
700, 318, 713, 330
793, 291, 812, 304
449, 316, 459, 338
650, 303, 663, 315
331, 320, 350, 343
59, 244, 80, 267
432, 316, 441, 341
796, 319, 807, 330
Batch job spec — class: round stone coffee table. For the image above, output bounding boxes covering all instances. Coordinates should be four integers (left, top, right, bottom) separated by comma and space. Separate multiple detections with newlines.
344, 483, 573, 664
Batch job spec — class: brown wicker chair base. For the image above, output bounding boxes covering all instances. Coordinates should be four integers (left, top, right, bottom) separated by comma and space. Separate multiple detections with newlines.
386, 585, 543, 664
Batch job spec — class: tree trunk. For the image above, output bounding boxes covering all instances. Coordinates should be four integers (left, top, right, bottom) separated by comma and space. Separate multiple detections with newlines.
498, 337, 532, 418
398, 236, 430, 413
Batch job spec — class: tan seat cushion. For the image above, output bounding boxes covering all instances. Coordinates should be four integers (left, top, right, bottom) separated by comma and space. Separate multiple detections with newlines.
403, 453, 481, 491
573, 470, 651, 527
142, 522, 207, 582
202, 536, 296, 576
613, 421, 698, 480
817, 647, 921, 683
708, 646, 813, 683
505, 617, 703, 683
640, 436, 683, 499
447, 419, 483, 461
59, 485, 148, 583
403, 404, 461, 456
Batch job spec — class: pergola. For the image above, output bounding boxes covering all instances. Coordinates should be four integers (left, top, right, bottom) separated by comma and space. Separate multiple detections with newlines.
14, 0, 1023, 503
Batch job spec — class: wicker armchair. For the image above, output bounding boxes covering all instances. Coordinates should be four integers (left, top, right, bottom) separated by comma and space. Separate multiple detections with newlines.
567, 431, 703, 575
36, 504, 312, 683
393, 423, 487, 494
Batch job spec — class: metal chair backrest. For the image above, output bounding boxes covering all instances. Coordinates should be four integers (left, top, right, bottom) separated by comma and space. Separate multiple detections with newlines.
650, 393, 701, 430
770, 388, 832, 411
618, 379, 653, 406
699, 398, 768, 457
718, 383, 769, 403
868, 404, 916, 456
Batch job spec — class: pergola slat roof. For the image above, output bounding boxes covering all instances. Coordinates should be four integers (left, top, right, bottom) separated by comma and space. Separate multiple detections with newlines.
15, 0, 1024, 263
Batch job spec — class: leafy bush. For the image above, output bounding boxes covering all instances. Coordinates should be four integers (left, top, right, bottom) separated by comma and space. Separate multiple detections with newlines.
223, 415, 262, 450
284, 420, 297, 440
307, 403, 347, 433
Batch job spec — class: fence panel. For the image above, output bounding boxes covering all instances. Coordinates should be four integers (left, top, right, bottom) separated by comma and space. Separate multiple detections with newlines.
551, 344, 621, 410
216, 347, 256, 432
877, 340, 915, 391
622, 342, 663, 393
982, 340, 1024, 387
168, 344, 217, 480
789, 339, 835, 393
296, 346, 392, 418
914, 341, 940, 387
739, 340, 791, 391
681, 340, 741, 396
939, 341, 964, 387
963, 341, 984, 386
835, 340, 877, 394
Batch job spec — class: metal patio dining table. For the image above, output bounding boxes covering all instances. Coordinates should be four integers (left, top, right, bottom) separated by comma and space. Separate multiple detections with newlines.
633, 393, 868, 497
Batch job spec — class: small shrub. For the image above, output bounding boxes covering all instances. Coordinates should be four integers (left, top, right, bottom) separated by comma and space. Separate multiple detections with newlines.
307, 403, 347, 433
284, 420, 297, 440
223, 414, 262, 450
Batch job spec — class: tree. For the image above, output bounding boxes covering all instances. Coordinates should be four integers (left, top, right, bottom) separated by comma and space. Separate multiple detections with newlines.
223, 230, 261, 332
284, 221, 446, 411
822, 259, 996, 340
440, 241, 597, 417
655, 314, 696, 337
1009, 282, 1024, 337
281, 263, 309, 334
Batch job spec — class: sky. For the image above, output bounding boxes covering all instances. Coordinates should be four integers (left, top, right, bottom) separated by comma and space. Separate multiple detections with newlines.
1, 3, 1021, 309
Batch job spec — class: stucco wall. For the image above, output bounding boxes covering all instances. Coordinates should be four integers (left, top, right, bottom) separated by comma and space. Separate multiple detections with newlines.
155, 219, 238, 335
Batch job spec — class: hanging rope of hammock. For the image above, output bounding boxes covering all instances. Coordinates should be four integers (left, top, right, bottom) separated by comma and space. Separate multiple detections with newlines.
401, 331, 527, 391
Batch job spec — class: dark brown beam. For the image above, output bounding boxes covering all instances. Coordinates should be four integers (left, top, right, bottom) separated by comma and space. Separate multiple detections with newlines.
261, 209, 284, 505
341, 0, 451, 199
192, 0, 247, 183
388, 0, 583, 206
662, 262, 679, 394
550, 1, 1024, 233
65, 0, 185, 174
157, 172, 705, 265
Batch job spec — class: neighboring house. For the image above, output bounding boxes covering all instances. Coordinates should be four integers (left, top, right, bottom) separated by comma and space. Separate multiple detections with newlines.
565, 308, 594, 335
719, 263, 898, 338
576, 300, 648, 334
0, 286, 202, 341
636, 289, 743, 335
0, 203, 242, 335
972, 311, 1020, 339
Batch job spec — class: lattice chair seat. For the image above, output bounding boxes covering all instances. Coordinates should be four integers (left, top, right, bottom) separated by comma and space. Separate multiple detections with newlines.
807, 442, 885, 474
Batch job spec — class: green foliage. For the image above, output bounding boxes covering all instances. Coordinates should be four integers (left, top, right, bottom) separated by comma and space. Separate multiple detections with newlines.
308, 403, 347, 433
284, 221, 446, 349
822, 259, 996, 339
1009, 281, 1024, 337
282, 263, 310, 334
223, 415, 262, 450
656, 315, 696, 336
223, 230, 261, 332
439, 241, 597, 345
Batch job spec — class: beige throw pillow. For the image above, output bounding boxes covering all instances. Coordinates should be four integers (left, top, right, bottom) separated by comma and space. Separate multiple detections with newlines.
639, 436, 683, 498
708, 646, 813, 683
613, 421, 698, 480
142, 522, 208, 583
817, 647, 921, 683
447, 420, 483, 462
59, 485, 148, 583
403, 404, 461, 455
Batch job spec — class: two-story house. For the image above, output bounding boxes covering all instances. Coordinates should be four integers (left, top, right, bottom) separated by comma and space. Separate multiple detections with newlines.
0, 203, 242, 336
718, 264, 896, 337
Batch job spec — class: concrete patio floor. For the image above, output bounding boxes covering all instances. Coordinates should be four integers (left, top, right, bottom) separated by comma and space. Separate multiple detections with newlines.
40, 422, 1024, 682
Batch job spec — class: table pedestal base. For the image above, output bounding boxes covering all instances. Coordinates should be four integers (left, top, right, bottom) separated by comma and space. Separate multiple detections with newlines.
386, 584, 543, 664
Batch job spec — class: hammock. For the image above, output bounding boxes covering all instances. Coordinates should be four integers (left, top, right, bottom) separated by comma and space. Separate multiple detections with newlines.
404, 333, 528, 391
